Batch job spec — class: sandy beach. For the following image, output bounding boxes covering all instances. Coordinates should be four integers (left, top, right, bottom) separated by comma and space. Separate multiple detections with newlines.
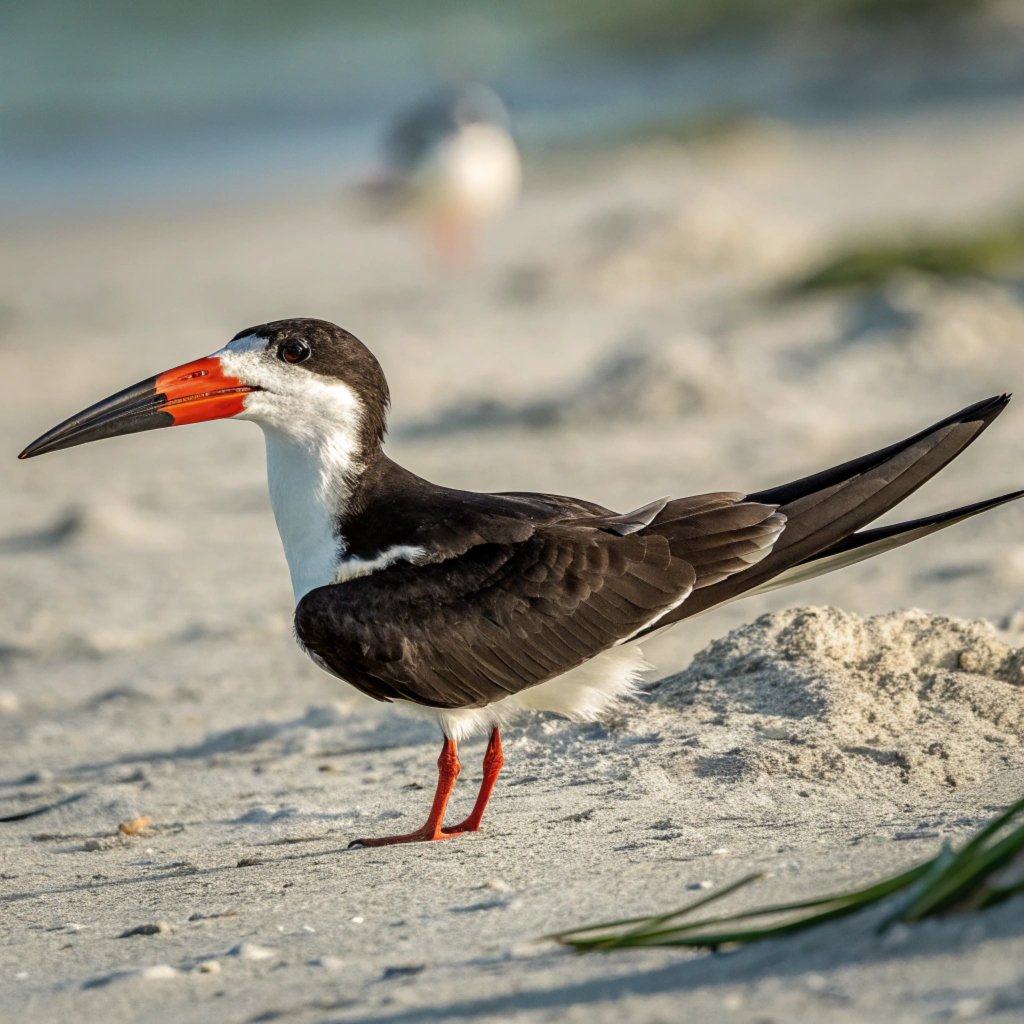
3, 97, 1024, 1022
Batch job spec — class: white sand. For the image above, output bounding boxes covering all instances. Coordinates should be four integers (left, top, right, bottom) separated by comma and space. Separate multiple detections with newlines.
3, 102, 1024, 1022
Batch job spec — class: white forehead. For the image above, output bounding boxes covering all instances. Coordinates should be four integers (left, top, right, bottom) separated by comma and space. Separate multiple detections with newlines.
221, 332, 269, 355
216, 333, 277, 387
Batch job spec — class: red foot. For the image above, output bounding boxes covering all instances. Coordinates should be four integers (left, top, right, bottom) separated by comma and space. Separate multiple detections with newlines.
440, 822, 476, 836
349, 826, 462, 848
348, 729, 504, 848
349, 737, 461, 849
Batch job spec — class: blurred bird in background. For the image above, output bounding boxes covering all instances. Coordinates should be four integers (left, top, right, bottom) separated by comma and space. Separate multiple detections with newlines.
362, 84, 522, 266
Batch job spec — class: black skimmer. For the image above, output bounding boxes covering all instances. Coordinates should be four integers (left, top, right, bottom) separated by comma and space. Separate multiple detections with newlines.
18, 318, 1022, 847
365, 84, 521, 264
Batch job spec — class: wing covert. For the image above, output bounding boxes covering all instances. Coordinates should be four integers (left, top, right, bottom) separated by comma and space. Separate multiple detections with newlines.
295, 492, 784, 710
295, 522, 695, 709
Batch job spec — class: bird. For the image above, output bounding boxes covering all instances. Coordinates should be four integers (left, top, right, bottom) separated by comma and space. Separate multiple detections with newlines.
363, 84, 522, 265
18, 318, 1022, 847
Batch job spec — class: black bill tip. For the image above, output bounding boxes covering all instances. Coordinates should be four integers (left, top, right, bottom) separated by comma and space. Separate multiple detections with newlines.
18, 376, 169, 460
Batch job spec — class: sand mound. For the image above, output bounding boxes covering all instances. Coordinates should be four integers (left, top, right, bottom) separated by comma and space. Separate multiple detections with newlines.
648, 606, 1024, 794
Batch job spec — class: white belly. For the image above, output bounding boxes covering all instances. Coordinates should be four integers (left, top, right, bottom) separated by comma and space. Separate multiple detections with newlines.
399, 644, 650, 741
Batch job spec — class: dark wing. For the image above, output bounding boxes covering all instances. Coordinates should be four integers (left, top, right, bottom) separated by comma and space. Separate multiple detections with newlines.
384, 97, 454, 171
494, 490, 614, 519
295, 497, 783, 709
384, 85, 510, 172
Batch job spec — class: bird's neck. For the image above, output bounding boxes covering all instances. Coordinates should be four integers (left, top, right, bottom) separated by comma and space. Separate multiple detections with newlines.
262, 425, 381, 602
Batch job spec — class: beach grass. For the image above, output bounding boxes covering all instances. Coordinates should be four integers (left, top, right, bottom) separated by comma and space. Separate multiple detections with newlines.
783, 219, 1024, 294
551, 794, 1024, 952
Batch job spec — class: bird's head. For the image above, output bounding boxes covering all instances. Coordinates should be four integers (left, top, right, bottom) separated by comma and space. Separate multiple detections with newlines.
18, 319, 391, 463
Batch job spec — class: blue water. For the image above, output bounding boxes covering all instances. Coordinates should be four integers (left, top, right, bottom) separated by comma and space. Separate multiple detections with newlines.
5, 1, 1024, 214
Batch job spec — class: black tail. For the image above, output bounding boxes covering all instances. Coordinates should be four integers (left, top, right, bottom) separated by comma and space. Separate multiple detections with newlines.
739, 488, 1024, 599
650, 395, 1015, 627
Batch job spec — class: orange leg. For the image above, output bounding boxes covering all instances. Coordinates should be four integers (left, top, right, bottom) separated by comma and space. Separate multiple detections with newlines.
444, 728, 503, 835
349, 738, 462, 848
428, 210, 475, 268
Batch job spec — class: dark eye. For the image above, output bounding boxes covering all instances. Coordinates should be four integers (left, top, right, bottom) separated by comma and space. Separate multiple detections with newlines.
279, 339, 311, 364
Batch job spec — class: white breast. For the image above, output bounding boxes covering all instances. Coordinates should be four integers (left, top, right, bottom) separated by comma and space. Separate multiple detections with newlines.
262, 429, 427, 602
263, 429, 342, 602
415, 123, 521, 220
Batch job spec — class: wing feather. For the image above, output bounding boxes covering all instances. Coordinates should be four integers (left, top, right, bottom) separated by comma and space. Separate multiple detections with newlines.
296, 492, 784, 709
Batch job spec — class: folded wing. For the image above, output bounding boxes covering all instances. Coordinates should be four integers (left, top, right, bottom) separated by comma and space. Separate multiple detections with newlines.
295, 496, 783, 709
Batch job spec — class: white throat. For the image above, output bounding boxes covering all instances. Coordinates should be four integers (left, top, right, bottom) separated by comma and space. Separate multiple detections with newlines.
219, 332, 418, 603
262, 431, 425, 603
218, 333, 369, 603
262, 427, 353, 602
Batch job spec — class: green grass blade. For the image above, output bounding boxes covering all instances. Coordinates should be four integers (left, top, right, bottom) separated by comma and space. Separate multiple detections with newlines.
568, 894, 897, 951
555, 797, 1024, 954
978, 878, 1024, 909
549, 873, 762, 940
881, 799, 1024, 926
559, 861, 930, 951
616, 874, 763, 940
783, 221, 1024, 294
879, 843, 958, 929
899, 820, 1024, 922
949, 796, 1024, 859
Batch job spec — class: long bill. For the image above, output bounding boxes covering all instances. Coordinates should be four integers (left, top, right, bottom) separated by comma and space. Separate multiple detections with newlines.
18, 356, 258, 459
